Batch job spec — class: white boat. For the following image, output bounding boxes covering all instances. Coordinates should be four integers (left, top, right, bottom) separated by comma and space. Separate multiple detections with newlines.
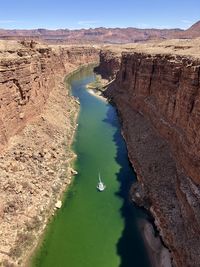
97, 173, 106, 191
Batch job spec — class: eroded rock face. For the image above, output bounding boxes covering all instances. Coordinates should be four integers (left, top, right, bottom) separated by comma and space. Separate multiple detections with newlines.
100, 51, 200, 267
0, 42, 99, 266
0, 43, 99, 151
112, 52, 200, 185
94, 50, 121, 80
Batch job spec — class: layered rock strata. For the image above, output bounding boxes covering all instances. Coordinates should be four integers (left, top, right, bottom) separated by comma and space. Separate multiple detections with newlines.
0, 41, 98, 151
0, 41, 98, 266
98, 49, 200, 267
94, 50, 121, 80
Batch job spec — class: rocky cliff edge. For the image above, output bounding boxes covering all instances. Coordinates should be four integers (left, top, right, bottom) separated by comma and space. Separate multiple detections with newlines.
97, 39, 200, 267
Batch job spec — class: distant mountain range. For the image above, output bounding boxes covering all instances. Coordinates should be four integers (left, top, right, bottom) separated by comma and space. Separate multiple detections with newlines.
0, 21, 200, 44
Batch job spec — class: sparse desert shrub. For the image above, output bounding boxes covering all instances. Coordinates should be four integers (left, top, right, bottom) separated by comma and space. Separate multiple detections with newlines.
9, 232, 34, 259
25, 216, 41, 231
2, 259, 16, 267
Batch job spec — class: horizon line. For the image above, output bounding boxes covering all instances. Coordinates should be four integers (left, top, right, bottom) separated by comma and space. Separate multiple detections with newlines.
0, 25, 189, 31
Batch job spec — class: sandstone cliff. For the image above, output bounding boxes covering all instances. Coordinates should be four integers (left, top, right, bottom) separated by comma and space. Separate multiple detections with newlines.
94, 50, 122, 80
0, 41, 98, 150
98, 44, 200, 267
111, 52, 200, 185
0, 40, 99, 266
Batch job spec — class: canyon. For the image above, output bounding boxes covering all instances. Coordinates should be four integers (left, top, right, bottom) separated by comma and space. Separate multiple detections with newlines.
1, 36, 200, 267
0, 40, 99, 266
96, 39, 200, 267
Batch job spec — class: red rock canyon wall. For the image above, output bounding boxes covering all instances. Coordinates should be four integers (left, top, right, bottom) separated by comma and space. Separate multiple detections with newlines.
0, 43, 99, 150
98, 50, 200, 267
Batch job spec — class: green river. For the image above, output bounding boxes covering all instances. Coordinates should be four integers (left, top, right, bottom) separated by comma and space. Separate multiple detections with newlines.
31, 66, 152, 267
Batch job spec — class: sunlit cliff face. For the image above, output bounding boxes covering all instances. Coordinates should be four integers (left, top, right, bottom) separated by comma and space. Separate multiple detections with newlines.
0, 41, 99, 150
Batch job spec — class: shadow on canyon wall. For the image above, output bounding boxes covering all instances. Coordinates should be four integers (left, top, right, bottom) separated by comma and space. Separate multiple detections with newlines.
103, 104, 152, 267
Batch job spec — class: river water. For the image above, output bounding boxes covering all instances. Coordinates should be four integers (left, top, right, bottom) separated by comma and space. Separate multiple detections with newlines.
31, 66, 152, 267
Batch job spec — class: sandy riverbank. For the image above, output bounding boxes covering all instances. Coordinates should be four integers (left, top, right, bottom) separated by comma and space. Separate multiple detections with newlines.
138, 219, 172, 267
87, 88, 108, 102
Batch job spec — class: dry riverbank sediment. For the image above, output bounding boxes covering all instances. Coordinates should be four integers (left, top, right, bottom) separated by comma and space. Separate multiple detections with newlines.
87, 88, 107, 102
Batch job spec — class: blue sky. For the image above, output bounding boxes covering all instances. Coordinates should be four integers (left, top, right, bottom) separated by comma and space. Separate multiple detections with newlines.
0, 0, 199, 30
